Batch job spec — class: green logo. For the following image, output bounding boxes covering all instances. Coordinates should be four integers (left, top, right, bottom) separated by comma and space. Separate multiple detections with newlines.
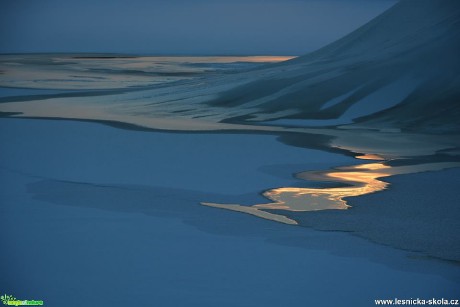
0, 295, 15, 305
1, 294, 43, 306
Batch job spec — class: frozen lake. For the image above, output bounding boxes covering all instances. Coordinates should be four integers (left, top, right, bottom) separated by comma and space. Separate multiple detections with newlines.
1, 118, 459, 307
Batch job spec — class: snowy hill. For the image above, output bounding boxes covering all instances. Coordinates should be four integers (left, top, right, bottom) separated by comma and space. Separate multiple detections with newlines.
207, 0, 460, 133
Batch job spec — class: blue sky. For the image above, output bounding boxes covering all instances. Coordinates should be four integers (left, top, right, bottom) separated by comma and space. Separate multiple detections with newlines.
0, 0, 396, 55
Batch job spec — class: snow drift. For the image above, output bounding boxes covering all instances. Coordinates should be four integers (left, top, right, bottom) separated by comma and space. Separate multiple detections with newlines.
207, 0, 460, 133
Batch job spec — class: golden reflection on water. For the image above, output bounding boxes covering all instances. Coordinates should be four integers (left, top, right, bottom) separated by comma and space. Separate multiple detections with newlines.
202, 159, 460, 225
355, 154, 386, 160
249, 162, 391, 213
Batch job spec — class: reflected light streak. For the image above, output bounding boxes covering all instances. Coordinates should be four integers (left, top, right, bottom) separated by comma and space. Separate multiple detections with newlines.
202, 160, 460, 225
355, 154, 386, 160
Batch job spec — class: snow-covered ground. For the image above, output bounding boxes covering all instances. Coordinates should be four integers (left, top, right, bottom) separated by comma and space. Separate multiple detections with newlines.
1, 118, 459, 307
1, 1, 460, 304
